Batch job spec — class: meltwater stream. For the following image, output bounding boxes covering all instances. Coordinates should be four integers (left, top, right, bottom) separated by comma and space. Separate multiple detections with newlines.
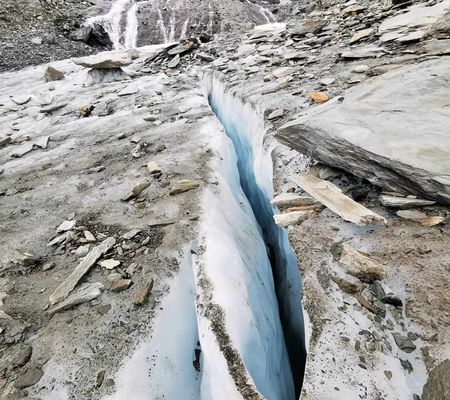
206, 77, 307, 398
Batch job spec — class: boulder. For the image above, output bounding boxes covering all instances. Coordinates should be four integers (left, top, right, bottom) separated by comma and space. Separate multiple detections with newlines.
277, 59, 450, 205
72, 53, 132, 69
273, 210, 315, 228
422, 359, 450, 400
44, 66, 64, 82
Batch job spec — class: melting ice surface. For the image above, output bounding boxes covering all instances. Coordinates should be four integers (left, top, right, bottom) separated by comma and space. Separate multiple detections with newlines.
101, 77, 305, 400
205, 76, 306, 397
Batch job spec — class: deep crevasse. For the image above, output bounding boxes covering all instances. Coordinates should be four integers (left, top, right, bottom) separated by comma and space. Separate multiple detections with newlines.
101, 76, 305, 399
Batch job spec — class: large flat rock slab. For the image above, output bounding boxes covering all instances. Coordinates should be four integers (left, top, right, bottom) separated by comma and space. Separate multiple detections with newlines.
277, 58, 450, 205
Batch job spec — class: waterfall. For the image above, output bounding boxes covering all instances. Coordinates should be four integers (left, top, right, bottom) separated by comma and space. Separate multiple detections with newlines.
85, 0, 138, 50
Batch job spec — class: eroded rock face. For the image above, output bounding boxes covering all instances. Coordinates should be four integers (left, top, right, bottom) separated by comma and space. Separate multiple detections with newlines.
277, 58, 450, 205
422, 359, 450, 400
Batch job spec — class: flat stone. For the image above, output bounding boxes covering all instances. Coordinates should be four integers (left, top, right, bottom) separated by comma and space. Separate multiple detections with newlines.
268, 109, 284, 120
147, 161, 161, 175
392, 333, 417, 353
33, 136, 50, 149
10, 143, 33, 158
168, 54, 180, 68
273, 210, 314, 227
271, 193, 317, 210
277, 59, 450, 205
84, 230, 96, 242
308, 92, 329, 103
331, 273, 363, 294
169, 179, 200, 195
349, 28, 373, 44
48, 282, 104, 315
118, 85, 139, 96
72, 53, 133, 69
10, 343, 32, 368
39, 102, 67, 113
122, 229, 141, 240
380, 195, 435, 208
57, 220, 76, 233
11, 95, 31, 105
75, 245, 90, 257
10, 249, 38, 267
341, 45, 386, 59
99, 259, 121, 270
342, 4, 366, 17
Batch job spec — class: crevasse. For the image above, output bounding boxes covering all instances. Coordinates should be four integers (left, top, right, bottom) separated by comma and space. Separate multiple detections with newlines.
200, 74, 306, 398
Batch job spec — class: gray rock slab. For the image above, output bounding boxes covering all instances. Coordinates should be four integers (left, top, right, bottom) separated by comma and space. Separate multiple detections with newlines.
277, 58, 450, 205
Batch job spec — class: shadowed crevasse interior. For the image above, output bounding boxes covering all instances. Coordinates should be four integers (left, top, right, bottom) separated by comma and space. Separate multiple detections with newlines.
206, 76, 307, 398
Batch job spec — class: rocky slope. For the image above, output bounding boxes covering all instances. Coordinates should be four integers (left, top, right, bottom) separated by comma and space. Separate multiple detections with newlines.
0, 0, 450, 399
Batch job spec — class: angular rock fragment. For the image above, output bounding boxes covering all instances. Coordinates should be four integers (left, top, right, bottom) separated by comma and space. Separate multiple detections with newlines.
110, 279, 132, 292
10, 143, 33, 158
14, 365, 43, 388
331, 273, 363, 294
292, 172, 386, 226
380, 195, 435, 208
273, 210, 315, 228
332, 243, 386, 282
422, 359, 450, 400
271, 193, 317, 210
132, 279, 154, 306
72, 53, 132, 69
349, 28, 373, 44
44, 66, 64, 82
48, 282, 104, 315
49, 237, 115, 304
392, 333, 417, 353
99, 259, 121, 270
147, 161, 161, 175
121, 181, 151, 201
397, 209, 445, 226
307, 92, 329, 103
169, 179, 200, 195
0, 135, 11, 148
10, 249, 38, 267
268, 109, 284, 120
57, 220, 76, 233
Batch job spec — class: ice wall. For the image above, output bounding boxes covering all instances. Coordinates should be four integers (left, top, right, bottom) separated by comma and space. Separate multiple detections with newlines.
204, 74, 307, 397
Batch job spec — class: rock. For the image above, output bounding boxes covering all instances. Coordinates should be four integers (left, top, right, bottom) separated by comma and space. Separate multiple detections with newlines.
42, 261, 55, 271
10, 344, 32, 368
288, 19, 326, 37
392, 333, 417, 353
75, 245, 90, 257
400, 359, 414, 373
110, 279, 132, 292
380, 195, 436, 208
107, 272, 123, 282
143, 114, 159, 122
71, 23, 112, 47
331, 273, 363, 294
10, 143, 33, 158
170, 179, 200, 195
379, 1, 450, 38
47, 231, 74, 247
49, 237, 116, 305
307, 92, 329, 103
352, 65, 369, 73
397, 209, 445, 226
72, 53, 132, 69
14, 365, 43, 388
349, 28, 373, 44
277, 59, 450, 205
341, 46, 386, 59
196, 52, 215, 62
417, 38, 450, 55
147, 161, 161, 175
320, 78, 335, 86
57, 220, 76, 233
39, 102, 67, 113
268, 109, 284, 120
342, 4, 366, 18
84, 231, 96, 242
121, 181, 151, 201
292, 172, 386, 226
332, 243, 386, 282
271, 193, 317, 210
122, 229, 141, 240
132, 279, 154, 306
33, 136, 50, 149
426, 10, 450, 38
99, 259, 121, 270
10, 249, 38, 267
422, 359, 450, 400
88, 68, 128, 84
48, 282, 104, 315
273, 210, 315, 227
31, 37, 42, 45
118, 84, 139, 97
11, 95, 31, 105
168, 54, 180, 68
80, 104, 95, 117
0, 135, 11, 148
96, 369, 106, 388
44, 66, 64, 82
